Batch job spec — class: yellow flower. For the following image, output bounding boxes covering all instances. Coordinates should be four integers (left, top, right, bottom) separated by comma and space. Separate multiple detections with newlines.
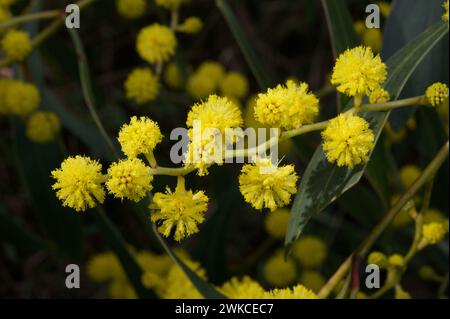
155, 0, 190, 10
164, 62, 183, 89
1, 30, 32, 61
443, 0, 449, 22
300, 270, 325, 293
108, 280, 137, 299
150, 182, 209, 242
388, 254, 404, 267
0, 0, 17, 6
4, 81, 40, 116
124, 68, 159, 105
331, 46, 387, 97
0, 6, 10, 24
263, 250, 297, 287
220, 71, 249, 99
87, 251, 125, 282
362, 28, 382, 53
264, 285, 318, 299
369, 87, 390, 104
420, 221, 449, 246
322, 113, 375, 168
178, 16, 203, 34
423, 208, 447, 224
291, 235, 327, 267
26, 111, 61, 143
106, 158, 153, 202
0, 78, 13, 114
264, 208, 290, 239
220, 277, 266, 299
399, 165, 421, 188
197, 61, 225, 85
425, 82, 449, 107
51, 156, 106, 212
158, 260, 205, 299
377, 1, 392, 17
186, 72, 217, 100
136, 24, 177, 64
254, 80, 319, 130
116, 0, 147, 19
239, 158, 298, 211
384, 123, 406, 144
118, 116, 163, 158
354, 21, 365, 36
390, 195, 416, 228
367, 251, 388, 268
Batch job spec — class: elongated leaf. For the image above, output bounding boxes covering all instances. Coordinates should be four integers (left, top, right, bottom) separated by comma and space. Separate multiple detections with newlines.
152, 224, 226, 299
285, 22, 449, 251
215, 0, 272, 89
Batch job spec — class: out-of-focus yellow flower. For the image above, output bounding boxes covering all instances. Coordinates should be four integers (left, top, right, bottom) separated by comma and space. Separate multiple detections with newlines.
399, 165, 421, 189
164, 62, 183, 89
425, 82, 449, 107
158, 260, 205, 299
4, 81, 40, 117
300, 270, 325, 293
0, 78, 13, 114
51, 156, 106, 212
354, 21, 365, 36
0, 6, 10, 24
186, 72, 216, 100
220, 277, 266, 299
443, 0, 449, 22
384, 124, 407, 144
363, 28, 382, 53
263, 250, 297, 287
155, 0, 190, 10
136, 24, 177, 64
369, 87, 390, 104
265, 208, 290, 239
377, 1, 392, 17
423, 208, 447, 224
390, 195, 416, 228
388, 254, 404, 267
220, 71, 249, 99
291, 235, 327, 268
177, 16, 203, 34
322, 114, 375, 168
1, 30, 32, 61
116, 0, 147, 19
0, 0, 17, 6
26, 111, 61, 143
197, 61, 225, 85
124, 68, 159, 105
367, 251, 388, 268
87, 251, 125, 282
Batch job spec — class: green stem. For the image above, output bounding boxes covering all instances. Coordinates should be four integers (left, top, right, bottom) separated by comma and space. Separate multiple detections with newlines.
0, 10, 61, 32
359, 96, 426, 113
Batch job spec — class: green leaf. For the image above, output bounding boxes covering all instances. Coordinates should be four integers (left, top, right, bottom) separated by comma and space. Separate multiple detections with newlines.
285, 21, 449, 251
152, 224, 226, 299
215, 0, 272, 89
0, 206, 42, 257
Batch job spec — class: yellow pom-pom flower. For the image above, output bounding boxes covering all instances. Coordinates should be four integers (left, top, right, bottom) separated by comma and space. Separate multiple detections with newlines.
322, 113, 375, 168
186, 72, 216, 100
300, 270, 325, 293
136, 24, 177, 64
291, 235, 327, 267
51, 156, 106, 212
263, 250, 297, 287
26, 111, 61, 143
264, 285, 318, 299
239, 158, 298, 211
177, 16, 203, 34
164, 62, 183, 89
158, 260, 205, 299
420, 221, 449, 247
331, 46, 387, 97
425, 82, 449, 107
87, 251, 125, 282
106, 158, 153, 202
367, 251, 388, 268
388, 254, 404, 267
116, 0, 147, 19
220, 71, 249, 99
118, 116, 163, 158
362, 28, 382, 53
264, 208, 290, 239
220, 277, 266, 299
399, 165, 421, 188
424, 208, 447, 224
4, 81, 40, 117
155, 0, 189, 10
197, 61, 225, 85
124, 68, 159, 105
369, 87, 390, 104
390, 195, 416, 228
150, 181, 209, 242
1, 30, 32, 61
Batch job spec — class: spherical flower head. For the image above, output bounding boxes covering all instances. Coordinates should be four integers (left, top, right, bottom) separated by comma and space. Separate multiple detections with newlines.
26, 111, 61, 143
87, 251, 125, 282
116, 0, 147, 19
197, 61, 225, 85
136, 24, 177, 64
424, 208, 447, 224
300, 270, 325, 293
108, 280, 137, 299
390, 195, 416, 228
164, 62, 183, 89
187, 72, 217, 100
4, 81, 40, 116
331, 46, 387, 97
354, 20, 365, 36
178, 16, 203, 34
291, 235, 327, 267
220, 71, 249, 99
322, 113, 375, 168
421, 221, 449, 246
118, 116, 163, 158
264, 208, 290, 239
124, 68, 159, 105
425, 82, 449, 107
443, 0, 449, 22
150, 184, 209, 242
399, 165, 421, 188
106, 158, 153, 202
367, 251, 388, 268
264, 285, 318, 299
155, 0, 190, 10
263, 250, 297, 287
0, 0, 17, 6
158, 260, 205, 299
51, 156, 106, 212
369, 87, 390, 104
362, 28, 382, 53
1, 30, 32, 61
378, 1, 392, 17
388, 254, 404, 267
254, 85, 287, 128
239, 158, 298, 211
220, 277, 266, 299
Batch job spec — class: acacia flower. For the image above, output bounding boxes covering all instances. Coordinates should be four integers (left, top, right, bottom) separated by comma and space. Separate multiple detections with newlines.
155, 0, 190, 10
331, 46, 387, 97
164, 62, 183, 89
388, 254, 404, 267
425, 82, 449, 107
197, 61, 225, 85
136, 24, 177, 64
322, 113, 375, 168
150, 180, 209, 242
291, 235, 327, 267
263, 250, 297, 287
220, 277, 266, 299
367, 251, 388, 268
1, 30, 32, 61
116, 0, 147, 19
51, 156, 106, 212
369, 87, 390, 104
300, 271, 325, 293
239, 158, 298, 211
420, 221, 449, 247
106, 158, 153, 202
220, 71, 249, 99
399, 165, 421, 188
26, 111, 61, 143
177, 16, 203, 34
443, 0, 449, 22
186, 72, 217, 100
264, 285, 318, 299
264, 208, 290, 239
124, 68, 159, 105
118, 116, 163, 158
4, 81, 40, 117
